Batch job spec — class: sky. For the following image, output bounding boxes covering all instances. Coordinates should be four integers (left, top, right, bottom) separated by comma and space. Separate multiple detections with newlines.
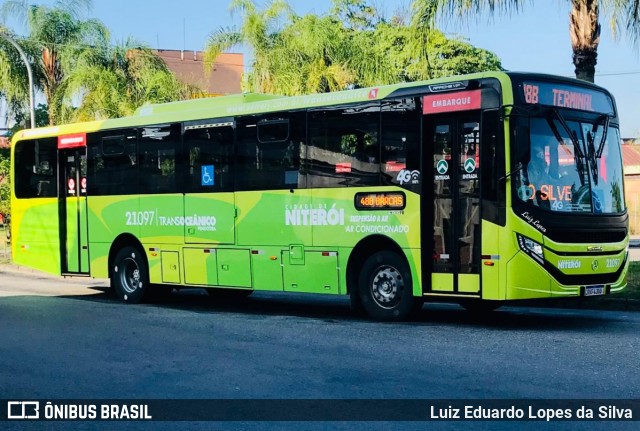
3, 0, 640, 137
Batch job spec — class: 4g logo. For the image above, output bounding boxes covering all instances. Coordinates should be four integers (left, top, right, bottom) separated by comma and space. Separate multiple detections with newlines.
396, 169, 421, 186
7, 401, 40, 419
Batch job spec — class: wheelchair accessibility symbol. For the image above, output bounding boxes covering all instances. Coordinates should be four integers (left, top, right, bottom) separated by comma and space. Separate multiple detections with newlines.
201, 165, 214, 186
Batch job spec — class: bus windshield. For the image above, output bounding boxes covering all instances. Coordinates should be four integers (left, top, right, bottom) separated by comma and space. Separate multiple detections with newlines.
514, 113, 625, 214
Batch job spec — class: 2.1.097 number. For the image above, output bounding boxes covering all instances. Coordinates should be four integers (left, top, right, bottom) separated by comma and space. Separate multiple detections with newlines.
125, 211, 156, 226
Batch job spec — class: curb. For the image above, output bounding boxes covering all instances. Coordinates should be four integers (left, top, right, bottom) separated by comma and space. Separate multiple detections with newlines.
0, 263, 106, 285
0, 263, 51, 276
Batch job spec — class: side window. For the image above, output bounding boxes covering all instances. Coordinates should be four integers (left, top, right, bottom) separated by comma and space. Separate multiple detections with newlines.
87, 130, 137, 196
307, 104, 380, 188
139, 124, 180, 194
184, 122, 234, 193
236, 112, 305, 191
13, 138, 57, 198
481, 109, 505, 224
258, 119, 289, 143
460, 121, 480, 178
381, 98, 421, 193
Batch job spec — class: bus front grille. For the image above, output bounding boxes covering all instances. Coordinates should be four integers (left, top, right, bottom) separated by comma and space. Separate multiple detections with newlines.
546, 229, 627, 244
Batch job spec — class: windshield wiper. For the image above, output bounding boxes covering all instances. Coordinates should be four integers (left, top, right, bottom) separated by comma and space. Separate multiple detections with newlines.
550, 108, 585, 159
584, 114, 611, 185
586, 129, 598, 185
500, 161, 525, 182
547, 109, 588, 186
595, 114, 610, 159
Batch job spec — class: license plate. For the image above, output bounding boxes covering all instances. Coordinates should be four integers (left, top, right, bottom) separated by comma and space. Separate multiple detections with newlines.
584, 286, 605, 296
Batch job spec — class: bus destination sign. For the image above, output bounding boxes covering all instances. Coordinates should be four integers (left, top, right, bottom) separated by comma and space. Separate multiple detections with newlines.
355, 192, 406, 211
520, 81, 614, 114
58, 133, 87, 149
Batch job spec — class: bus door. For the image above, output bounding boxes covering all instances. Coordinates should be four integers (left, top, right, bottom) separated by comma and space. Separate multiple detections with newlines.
182, 121, 237, 287
183, 120, 236, 246
58, 134, 90, 274
425, 111, 481, 295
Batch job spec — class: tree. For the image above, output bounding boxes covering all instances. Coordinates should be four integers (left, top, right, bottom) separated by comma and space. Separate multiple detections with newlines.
0, 25, 34, 123
0, 154, 10, 224
411, 0, 640, 83
62, 39, 197, 121
1, 0, 110, 124
1, 1, 194, 124
7, 102, 48, 131
363, 18, 502, 84
204, 0, 502, 95
204, 0, 295, 94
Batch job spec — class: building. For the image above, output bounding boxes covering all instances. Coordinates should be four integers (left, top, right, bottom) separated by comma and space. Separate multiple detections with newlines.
622, 139, 640, 233
153, 50, 243, 96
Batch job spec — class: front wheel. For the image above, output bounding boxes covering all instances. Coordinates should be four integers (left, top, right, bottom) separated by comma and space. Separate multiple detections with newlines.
111, 246, 149, 303
358, 251, 418, 321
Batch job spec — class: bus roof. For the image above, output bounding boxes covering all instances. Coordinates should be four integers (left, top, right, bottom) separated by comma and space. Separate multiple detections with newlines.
11, 70, 614, 144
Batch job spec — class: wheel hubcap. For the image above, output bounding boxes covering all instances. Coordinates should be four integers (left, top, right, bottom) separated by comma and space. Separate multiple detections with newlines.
371, 265, 403, 309
120, 257, 141, 294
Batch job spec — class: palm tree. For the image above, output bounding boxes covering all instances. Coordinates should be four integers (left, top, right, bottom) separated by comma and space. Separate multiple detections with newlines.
204, 0, 294, 94
1, 0, 110, 124
570, 0, 601, 81
275, 14, 357, 94
0, 25, 34, 122
63, 39, 197, 122
411, 0, 640, 83
205, 0, 502, 95
2, 1, 193, 124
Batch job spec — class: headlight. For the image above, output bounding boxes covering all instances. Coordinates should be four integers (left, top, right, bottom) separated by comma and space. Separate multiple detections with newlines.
517, 234, 544, 265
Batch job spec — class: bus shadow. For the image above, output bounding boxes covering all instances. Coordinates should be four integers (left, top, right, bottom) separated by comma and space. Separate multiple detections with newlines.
60, 286, 628, 331
410, 305, 628, 330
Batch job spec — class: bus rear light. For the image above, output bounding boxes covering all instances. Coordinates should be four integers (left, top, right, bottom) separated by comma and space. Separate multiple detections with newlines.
483, 261, 495, 266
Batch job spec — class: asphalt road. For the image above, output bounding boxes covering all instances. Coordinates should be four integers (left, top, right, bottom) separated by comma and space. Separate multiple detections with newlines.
0, 267, 639, 431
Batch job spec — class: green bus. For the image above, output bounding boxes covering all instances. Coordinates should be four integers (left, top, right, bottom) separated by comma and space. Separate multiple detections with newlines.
10, 71, 628, 320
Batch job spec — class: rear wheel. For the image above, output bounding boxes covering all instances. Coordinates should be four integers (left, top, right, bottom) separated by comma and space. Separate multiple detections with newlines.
358, 251, 418, 321
111, 246, 149, 303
